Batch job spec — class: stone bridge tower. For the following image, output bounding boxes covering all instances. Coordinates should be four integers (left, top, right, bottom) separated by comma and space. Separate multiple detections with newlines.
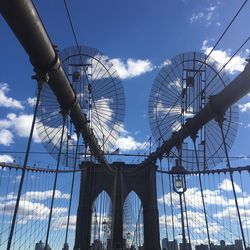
74, 161, 161, 250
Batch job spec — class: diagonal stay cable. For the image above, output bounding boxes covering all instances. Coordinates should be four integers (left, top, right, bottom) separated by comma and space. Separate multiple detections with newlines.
192, 0, 249, 82
218, 116, 247, 249
6, 78, 45, 250
44, 111, 67, 248
186, 35, 250, 115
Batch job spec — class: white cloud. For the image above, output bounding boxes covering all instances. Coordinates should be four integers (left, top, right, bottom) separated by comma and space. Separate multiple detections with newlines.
8, 113, 33, 138
214, 206, 250, 221
27, 97, 37, 107
158, 187, 227, 208
115, 135, 149, 152
110, 58, 154, 79
0, 83, 24, 109
190, 12, 204, 23
206, 6, 216, 21
201, 40, 247, 75
159, 59, 172, 68
88, 55, 155, 80
239, 102, 250, 112
12, 175, 21, 184
219, 178, 241, 193
52, 215, 76, 231
0, 190, 70, 226
0, 198, 68, 224
190, 5, 218, 26
0, 113, 40, 143
23, 190, 70, 201
0, 199, 50, 218
0, 129, 14, 146
0, 190, 70, 203
159, 210, 221, 234
0, 154, 14, 163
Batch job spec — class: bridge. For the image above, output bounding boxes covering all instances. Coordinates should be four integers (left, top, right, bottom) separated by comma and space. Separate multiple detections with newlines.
0, 0, 250, 250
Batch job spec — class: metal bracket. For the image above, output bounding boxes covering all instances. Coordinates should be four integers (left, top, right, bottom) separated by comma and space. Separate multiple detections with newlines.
32, 69, 49, 90
207, 95, 225, 127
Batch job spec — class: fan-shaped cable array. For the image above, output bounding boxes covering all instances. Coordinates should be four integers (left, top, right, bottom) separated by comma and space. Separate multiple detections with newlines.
36, 45, 125, 167
149, 52, 239, 170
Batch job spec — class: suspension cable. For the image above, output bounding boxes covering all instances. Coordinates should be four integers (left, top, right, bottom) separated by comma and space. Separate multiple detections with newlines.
192, 0, 249, 80
159, 159, 169, 240
218, 115, 247, 249
186, 35, 250, 112
182, 191, 191, 246
240, 172, 250, 245
168, 157, 176, 248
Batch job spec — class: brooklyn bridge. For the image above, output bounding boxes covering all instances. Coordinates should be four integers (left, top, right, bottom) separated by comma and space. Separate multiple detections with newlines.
0, 0, 250, 249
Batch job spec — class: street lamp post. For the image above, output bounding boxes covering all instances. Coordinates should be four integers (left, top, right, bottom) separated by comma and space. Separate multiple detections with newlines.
170, 159, 188, 250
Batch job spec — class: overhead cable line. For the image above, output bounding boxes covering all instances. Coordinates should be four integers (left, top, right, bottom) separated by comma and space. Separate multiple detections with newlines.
193, 0, 249, 80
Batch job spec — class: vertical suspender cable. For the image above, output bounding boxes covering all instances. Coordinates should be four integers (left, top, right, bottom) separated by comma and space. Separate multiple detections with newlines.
7, 78, 44, 250
183, 191, 191, 246
160, 159, 169, 240
45, 111, 67, 248
64, 133, 80, 248
218, 118, 247, 249
168, 157, 176, 249
193, 138, 211, 249
240, 172, 250, 244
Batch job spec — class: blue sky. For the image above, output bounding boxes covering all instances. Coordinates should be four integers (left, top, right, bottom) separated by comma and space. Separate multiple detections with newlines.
0, 0, 250, 248
0, 0, 250, 165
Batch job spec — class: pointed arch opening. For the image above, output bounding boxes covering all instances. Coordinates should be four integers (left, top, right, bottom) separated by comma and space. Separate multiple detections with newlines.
90, 190, 112, 249
123, 191, 144, 249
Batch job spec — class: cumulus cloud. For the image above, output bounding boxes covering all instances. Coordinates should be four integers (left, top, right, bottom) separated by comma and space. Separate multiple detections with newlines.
0, 189, 70, 203
115, 135, 149, 152
238, 102, 250, 113
0, 190, 70, 225
26, 97, 37, 107
0, 199, 50, 218
158, 187, 227, 208
159, 59, 172, 69
110, 58, 154, 79
0, 154, 14, 163
88, 55, 155, 80
23, 190, 70, 201
157, 176, 250, 238
159, 210, 221, 234
0, 128, 14, 146
158, 177, 246, 210
52, 215, 76, 231
0, 83, 24, 109
214, 206, 250, 222
0, 113, 40, 143
201, 40, 247, 75
219, 178, 241, 193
